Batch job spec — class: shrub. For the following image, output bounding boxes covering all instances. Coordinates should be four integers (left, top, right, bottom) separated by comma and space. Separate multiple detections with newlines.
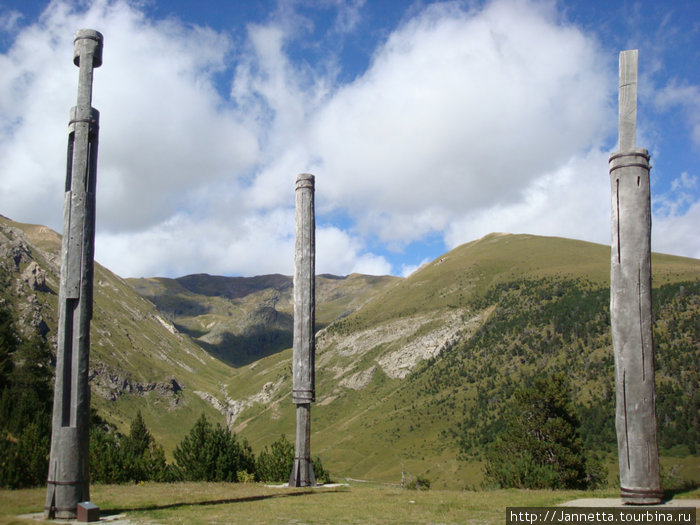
406, 475, 431, 490
256, 435, 293, 482
90, 410, 168, 484
312, 456, 331, 484
173, 414, 255, 482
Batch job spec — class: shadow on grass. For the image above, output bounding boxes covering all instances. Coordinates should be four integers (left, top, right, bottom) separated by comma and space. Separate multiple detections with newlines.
663, 482, 700, 502
100, 487, 343, 516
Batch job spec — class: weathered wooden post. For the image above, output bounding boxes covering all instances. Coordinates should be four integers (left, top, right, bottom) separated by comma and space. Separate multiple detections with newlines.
45, 29, 103, 520
609, 49, 663, 505
289, 173, 316, 487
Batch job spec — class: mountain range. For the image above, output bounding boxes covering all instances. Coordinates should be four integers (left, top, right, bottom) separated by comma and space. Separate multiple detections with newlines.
1, 215, 698, 488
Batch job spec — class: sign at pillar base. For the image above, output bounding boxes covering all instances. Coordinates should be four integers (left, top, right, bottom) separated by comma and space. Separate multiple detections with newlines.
77, 501, 99, 522
289, 457, 316, 487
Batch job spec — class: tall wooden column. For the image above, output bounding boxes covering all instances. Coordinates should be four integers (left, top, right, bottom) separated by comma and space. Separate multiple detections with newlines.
289, 173, 316, 487
45, 29, 103, 519
609, 49, 663, 505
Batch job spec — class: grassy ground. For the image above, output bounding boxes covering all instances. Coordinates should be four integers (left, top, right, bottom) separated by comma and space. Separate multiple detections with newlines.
1, 482, 698, 525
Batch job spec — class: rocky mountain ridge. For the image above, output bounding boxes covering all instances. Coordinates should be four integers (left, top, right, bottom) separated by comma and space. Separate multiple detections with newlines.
128, 271, 399, 366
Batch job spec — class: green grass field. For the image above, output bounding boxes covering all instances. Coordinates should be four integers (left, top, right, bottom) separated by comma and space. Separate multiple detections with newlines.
1, 482, 698, 525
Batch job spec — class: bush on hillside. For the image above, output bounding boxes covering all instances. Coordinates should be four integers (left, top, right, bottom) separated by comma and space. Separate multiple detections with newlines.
312, 456, 331, 484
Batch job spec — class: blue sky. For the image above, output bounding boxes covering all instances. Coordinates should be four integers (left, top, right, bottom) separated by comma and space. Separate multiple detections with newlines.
0, 0, 698, 278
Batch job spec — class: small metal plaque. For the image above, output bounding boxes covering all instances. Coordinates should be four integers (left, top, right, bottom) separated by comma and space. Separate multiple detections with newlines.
77, 501, 99, 522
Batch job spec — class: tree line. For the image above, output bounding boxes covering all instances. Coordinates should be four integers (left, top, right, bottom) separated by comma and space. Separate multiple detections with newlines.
0, 302, 329, 488
436, 278, 698, 490
91, 411, 329, 485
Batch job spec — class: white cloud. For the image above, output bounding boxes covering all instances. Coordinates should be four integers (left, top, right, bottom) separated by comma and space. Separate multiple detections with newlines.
0, 9, 23, 33
444, 149, 612, 248
305, 0, 613, 247
400, 258, 431, 278
0, 0, 259, 233
1, 0, 697, 279
316, 226, 391, 276
655, 81, 700, 147
653, 199, 700, 260
96, 207, 296, 278
652, 171, 700, 259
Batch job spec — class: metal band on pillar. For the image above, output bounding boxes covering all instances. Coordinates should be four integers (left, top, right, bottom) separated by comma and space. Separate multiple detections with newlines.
290, 173, 316, 487
609, 50, 662, 505
45, 29, 102, 520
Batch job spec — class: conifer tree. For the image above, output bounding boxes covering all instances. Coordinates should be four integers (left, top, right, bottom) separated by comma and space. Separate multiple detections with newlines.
173, 414, 254, 482
256, 435, 294, 482
122, 410, 166, 482
484, 373, 603, 489
0, 306, 53, 488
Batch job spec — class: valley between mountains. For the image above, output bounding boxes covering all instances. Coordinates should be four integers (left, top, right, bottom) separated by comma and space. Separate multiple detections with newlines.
1, 215, 698, 488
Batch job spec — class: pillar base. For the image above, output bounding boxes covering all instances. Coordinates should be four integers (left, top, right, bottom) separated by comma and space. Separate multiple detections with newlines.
621, 486, 664, 505
289, 457, 316, 487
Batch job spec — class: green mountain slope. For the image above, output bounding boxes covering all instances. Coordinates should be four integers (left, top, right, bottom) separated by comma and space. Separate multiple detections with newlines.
215, 234, 699, 488
2, 216, 697, 489
127, 273, 399, 366
0, 216, 242, 453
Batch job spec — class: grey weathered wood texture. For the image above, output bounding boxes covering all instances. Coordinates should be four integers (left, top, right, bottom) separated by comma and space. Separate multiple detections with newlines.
609, 50, 662, 505
618, 50, 638, 152
289, 173, 316, 487
45, 29, 102, 520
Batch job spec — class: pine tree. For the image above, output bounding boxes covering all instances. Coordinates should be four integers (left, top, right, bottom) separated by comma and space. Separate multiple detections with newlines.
483, 373, 603, 489
256, 435, 294, 482
121, 410, 166, 482
173, 414, 254, 482
0, 306, 53, 488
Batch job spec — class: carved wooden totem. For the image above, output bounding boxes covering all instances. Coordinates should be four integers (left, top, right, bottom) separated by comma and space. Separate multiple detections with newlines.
609, 49, 663, 505
45, 29, 102, 519
289, 173, 316, 487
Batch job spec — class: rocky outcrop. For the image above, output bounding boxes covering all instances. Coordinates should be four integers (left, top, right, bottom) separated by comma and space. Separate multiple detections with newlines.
194, 378, 283, 428
0, 233, 33, 270
21, 261, 51, 292
339, 365, 377, 390
318, 307, 494, 384
89, 363, 183, 408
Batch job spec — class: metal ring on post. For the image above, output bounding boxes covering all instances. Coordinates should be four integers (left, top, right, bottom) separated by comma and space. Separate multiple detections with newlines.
609, 149, 651, 174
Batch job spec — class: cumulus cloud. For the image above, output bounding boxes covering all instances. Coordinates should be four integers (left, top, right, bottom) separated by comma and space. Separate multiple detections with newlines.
655, 82, 700, 148
306, 0, 612, 245
1, 0, 698, 278
444, 149, 612, 248
0, 0, 258, 234
316, 226, 392, 275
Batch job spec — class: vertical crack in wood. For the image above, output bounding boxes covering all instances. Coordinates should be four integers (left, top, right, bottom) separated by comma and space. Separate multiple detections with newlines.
623, 369, 630, 470
61, 299, 77, 427
616, 178, 621, 264
65, 132, 74, 192
638, 264, 645, 382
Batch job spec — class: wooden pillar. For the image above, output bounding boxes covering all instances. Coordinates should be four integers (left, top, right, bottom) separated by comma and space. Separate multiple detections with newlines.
289, 173, 316, 487
609, 49, 662, 505
45, 29, 102, 520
